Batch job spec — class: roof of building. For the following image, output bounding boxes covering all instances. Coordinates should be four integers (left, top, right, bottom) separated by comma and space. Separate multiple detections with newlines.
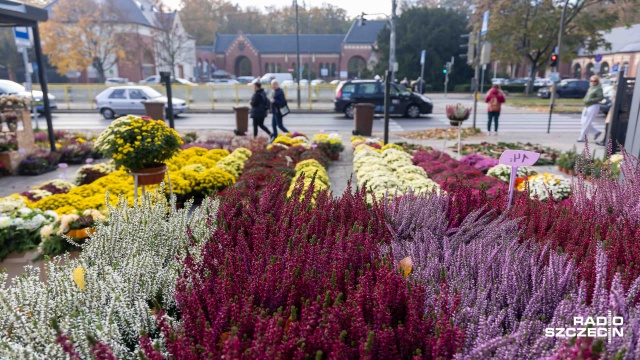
46, 0, 167, 28
343, 20, 387, 44
214, 34, 345, 54
578, 23, 640, 56
212, 19, 385, 54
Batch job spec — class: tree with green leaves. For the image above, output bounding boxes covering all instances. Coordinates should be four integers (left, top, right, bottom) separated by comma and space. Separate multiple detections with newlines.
376, 7, 474, 91
474, 0, 638, 93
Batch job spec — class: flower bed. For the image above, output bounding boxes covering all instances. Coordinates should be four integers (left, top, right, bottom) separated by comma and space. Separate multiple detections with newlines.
452, 141, 562, 165
412, 148, 507, 197
2, 143, 640, 359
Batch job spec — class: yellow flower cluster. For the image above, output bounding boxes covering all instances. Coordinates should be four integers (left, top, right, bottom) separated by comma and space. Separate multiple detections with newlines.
286, 159, 331, 200
381, 143, 404, 152
215, 148, 251, 180
94, 115, 183, 169
16, 146, 252, 216
351, 136, 383, 150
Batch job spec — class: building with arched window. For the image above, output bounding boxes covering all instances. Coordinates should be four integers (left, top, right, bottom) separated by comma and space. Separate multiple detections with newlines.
571, 23, 640, 79
200, 20, 387, 80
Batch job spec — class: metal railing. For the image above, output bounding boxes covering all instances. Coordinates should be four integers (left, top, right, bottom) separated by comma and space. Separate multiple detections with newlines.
33, 83, 340, 111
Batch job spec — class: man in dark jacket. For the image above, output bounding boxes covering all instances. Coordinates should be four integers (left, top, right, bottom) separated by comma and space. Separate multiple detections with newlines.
250, 82, 271, 138
270, 80, 289, 140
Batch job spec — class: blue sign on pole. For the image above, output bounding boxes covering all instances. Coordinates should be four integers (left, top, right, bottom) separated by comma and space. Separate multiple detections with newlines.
612, 64, 619, 73
420, 50, 426, 65
13, 26, 31, 48
481, 11, 490, 35
595, 54, 603, 62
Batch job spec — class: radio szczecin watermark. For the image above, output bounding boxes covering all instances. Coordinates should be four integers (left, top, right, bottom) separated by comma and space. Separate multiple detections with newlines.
545, 311, 624, 342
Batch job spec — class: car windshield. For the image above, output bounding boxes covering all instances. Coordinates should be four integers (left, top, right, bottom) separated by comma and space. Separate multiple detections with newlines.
142, 87, 162, 98
0, 81, 26, 93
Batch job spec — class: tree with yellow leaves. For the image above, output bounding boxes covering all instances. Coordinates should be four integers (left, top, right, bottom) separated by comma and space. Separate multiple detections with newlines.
40, 0, 127, 82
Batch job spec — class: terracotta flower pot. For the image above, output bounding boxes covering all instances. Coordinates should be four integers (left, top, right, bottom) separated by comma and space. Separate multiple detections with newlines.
131, 164, 167, 185
448, 119, 465, 127
66, 227, 96, 239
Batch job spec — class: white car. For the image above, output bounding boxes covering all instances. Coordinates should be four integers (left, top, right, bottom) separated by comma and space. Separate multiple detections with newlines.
0, 79, 57, 114
330, 79, 341, 85
534, 78, 553, 86
105, 77, 132, 85
310, 79, 325, 86
94, 86, 187, 119
139, 75, 196, 86
206, 79, 239, 85
491, 78, 508, 85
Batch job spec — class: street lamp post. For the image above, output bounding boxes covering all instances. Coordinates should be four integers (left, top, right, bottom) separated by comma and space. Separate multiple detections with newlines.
547, 0, 570, 133
359, 0, 397, 144
295, 1, 301, 109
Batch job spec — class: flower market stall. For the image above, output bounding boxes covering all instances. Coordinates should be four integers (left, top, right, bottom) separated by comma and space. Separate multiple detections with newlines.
2, 114, 640, 359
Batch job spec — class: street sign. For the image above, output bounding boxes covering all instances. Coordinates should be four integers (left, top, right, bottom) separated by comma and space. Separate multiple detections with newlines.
595, 54, 602, 62
550, 72, 560, 82
392, 62, 399, 72
420, 50, 426, 65
481, 11, 489, 35
612, 64, 619, 73
320, 68, 328, 77
594, 62, 601, 73
13, 27, 32, 48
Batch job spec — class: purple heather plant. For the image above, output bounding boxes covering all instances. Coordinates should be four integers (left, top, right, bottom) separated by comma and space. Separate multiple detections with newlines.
385, 192, 640, 358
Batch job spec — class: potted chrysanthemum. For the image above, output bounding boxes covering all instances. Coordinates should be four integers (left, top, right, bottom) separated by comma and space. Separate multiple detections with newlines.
94, 115, 182, 185
446, 103, 471, 126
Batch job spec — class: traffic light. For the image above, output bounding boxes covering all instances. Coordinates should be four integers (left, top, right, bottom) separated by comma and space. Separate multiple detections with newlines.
443, 62, 452, 74
550, 53, 558, 68
460, 32, 476, 65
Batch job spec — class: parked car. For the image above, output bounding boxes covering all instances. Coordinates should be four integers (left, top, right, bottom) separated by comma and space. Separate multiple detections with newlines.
310, 79, 326, 86
260, 73, 294, 84
206, 79, 239, 85
537, 79, 589, 99
105, 77, 133, 85
334, 80, 433, 119
329, 79, 341, 85
94, 86, 187, 119
505, 78, 528, 85
236, 76, 255, 84
0, 79, 57, 114
534, 78, 553, 87
139, 75, 196, 86
491, 78, 508, 85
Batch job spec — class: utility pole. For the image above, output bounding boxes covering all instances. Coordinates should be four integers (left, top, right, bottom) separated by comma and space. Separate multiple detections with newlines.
383, 70, 391, 144
547, 0, 570, 134
295, 1, 301, 109
472, 29, 481, 128
21, 47, 38, 129
389, 0, 397, 80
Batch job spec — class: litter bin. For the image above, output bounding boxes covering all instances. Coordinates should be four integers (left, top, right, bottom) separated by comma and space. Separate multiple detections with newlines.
353, 103, 375, 136
233, 106, 249, 136
142, 100, 166, 121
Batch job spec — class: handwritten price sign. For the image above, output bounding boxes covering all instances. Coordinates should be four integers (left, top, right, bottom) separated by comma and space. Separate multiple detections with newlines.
499, 150, 540, 167
499, 150, 540, 210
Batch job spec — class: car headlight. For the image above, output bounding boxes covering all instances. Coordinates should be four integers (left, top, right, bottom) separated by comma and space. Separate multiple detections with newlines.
418, 94, 432, 103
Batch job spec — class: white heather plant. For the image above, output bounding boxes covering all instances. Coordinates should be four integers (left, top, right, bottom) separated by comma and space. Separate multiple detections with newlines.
0, 190, 218, 359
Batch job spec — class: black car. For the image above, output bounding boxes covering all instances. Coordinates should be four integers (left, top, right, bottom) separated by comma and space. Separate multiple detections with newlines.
537, 79, 589, 99
334, 80, 433, 119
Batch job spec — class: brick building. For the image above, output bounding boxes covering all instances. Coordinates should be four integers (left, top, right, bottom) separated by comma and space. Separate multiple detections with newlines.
571, 24, 640, 80
195, 20, 387, 81
45, 0, 196, 83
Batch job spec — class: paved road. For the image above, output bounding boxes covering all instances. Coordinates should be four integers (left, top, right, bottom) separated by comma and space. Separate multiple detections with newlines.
38, 110, 604, 134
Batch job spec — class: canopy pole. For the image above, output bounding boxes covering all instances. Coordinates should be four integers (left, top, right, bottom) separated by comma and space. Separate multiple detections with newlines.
31, 22, 55, 152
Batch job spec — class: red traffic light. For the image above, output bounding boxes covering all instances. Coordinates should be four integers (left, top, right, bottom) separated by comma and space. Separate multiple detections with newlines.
551, 54, 558, 61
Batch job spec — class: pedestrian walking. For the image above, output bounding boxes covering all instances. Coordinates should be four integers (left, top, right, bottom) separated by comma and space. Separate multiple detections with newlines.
249, 82, 271, 138
596, 77, 616, 146
400, 77, 409, 87
578, 75, 604, 142
270, 79, 289, 141
484, 84, 506, 136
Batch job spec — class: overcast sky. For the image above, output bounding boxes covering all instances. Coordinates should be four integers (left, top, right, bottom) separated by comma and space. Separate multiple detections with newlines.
163, 0, 392, 18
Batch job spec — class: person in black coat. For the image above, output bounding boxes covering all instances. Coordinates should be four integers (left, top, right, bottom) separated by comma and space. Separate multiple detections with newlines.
269, 80, 289, 140
250, 82, 272, 138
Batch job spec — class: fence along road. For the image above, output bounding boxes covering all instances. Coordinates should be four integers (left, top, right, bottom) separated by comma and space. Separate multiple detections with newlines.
33, 83, 340, 111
